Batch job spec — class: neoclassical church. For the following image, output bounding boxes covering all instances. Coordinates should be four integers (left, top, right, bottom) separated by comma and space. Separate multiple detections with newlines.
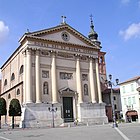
0, 17, 108, 127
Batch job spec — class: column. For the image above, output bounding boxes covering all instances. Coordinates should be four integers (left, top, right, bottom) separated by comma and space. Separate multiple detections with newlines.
95, 58, 103, 103
35, 49, 41, 103
89, 57, 96, 103
23, 51, 26, 104
76, 55, 83, 103
26, 49, 33, 103
51, 51, 58, 103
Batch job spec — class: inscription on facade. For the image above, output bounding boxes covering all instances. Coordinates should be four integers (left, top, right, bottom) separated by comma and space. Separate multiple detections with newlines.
34, 42, 95, 54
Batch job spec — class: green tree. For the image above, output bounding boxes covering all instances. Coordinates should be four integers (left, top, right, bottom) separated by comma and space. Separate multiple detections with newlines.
9, 99, 21, 129
0, 98, 7, 129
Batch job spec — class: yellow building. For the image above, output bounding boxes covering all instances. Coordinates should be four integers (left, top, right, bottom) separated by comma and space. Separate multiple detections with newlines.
0, 18, 108, 128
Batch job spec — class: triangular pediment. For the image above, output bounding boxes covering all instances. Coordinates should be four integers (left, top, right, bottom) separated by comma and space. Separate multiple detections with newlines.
22, 24, 100, 49
59, 87, 75, 93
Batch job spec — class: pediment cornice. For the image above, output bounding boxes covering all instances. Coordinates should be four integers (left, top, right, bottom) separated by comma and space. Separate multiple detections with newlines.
19, 24, 101, 50
21, 35, 100, 51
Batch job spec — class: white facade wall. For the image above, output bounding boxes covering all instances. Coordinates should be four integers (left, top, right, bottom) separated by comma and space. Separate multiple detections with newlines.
120, 80, 140, 122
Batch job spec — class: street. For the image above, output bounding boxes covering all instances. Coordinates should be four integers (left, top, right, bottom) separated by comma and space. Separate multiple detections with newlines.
0, 123, 140, 140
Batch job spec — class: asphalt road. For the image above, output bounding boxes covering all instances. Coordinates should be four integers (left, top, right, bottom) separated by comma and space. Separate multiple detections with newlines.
0, 123, 140, 140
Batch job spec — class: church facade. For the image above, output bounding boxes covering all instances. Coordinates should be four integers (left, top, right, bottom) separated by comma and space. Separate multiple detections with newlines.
0, 18, 108, 127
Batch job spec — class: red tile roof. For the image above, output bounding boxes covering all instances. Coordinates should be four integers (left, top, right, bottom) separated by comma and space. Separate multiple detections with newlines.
119, 76, 140, 85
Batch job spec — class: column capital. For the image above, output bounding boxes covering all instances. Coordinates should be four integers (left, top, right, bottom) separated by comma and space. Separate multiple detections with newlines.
26, 48, 32, 55
88, 56, 94, 61
50, 50, 57, 56
35, 49, 40, 56
22, 50, 26, 56
88, 56, 96, 64
95, 57, 99, 62
75, 54, 82, 60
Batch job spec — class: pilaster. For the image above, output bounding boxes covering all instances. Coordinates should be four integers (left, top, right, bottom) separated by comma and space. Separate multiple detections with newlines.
23, 51, 26, 104
26, 49, 33, 103
95, 58, 102, 103
35, 49, 41, 103
75, 54, 83, 103
89, 57, 96, 103
51, 51, 58, 103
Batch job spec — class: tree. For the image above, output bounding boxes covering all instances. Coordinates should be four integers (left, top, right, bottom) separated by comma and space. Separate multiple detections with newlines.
0, 98, 7, 129
9, 99, 21, 129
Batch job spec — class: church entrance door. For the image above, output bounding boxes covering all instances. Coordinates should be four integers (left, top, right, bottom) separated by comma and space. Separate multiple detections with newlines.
63, 97, 74, 122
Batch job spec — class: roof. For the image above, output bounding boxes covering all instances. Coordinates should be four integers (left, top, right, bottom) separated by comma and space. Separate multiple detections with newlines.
19, 23, 100, 48
119, 76, 140, 85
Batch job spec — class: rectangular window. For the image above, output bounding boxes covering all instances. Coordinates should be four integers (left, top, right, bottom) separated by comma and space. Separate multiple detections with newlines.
131, 84, 134, 92
60, 72, 73, 80
128, 97, 131, 106
42, 71, 49, 78
122, 86, 125, 93
132, 96, 136, 104
124, 98, 127, 105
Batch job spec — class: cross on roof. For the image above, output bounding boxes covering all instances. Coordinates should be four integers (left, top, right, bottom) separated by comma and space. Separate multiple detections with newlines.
61, 16, 66, 24
90, 14, 93, 26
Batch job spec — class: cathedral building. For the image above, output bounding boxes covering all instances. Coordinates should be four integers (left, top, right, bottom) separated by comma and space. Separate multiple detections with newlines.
0, 17, 108, 127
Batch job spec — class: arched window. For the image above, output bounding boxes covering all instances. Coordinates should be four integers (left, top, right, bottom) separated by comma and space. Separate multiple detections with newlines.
43, 82, 49, 94
11, 73, 15, 81
8, 93, 11, 99
100, 56, 103, 63
17, 89, 20, 95
4, 79, 7, 86
19, 65, 24, 75
84, 84, 88, 95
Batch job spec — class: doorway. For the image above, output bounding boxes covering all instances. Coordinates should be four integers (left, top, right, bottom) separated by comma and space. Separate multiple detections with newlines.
63, 97, 74, 122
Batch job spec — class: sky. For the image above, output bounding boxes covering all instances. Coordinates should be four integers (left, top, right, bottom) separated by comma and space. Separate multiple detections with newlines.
0, 0, 140, 83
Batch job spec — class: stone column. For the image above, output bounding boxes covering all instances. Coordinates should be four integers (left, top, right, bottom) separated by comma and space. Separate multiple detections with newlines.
76, 55, 83, 103
95, 58, 103, 103
51, 51, 58, 103
26, 49, 33, 103
89, 57, 96, 103
35, 49, 41, 103
23, 51, 26, 104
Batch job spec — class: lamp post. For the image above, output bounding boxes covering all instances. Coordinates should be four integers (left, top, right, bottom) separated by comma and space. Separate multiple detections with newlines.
107, 74, 119, 128
48, 104, 57, 128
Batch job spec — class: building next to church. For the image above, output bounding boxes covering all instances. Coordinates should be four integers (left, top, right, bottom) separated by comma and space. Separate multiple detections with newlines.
0, 17, 108, 128
102, 88, 121, 122
120, 76, 140, 123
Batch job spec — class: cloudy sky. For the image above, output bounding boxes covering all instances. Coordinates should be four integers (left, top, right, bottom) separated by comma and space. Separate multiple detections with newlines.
0, 0, 140, 82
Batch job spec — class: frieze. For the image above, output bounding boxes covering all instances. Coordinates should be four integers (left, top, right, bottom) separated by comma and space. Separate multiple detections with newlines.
33, 42, 96, 55
57, 52, 74, 58
41, 51, 50, 56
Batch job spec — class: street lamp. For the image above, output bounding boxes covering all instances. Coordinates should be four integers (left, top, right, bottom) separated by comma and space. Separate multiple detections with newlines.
107, 74, 119, 128
48, 104, 57, 128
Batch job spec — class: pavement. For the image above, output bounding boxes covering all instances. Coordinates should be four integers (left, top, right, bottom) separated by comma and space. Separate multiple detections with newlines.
0, 123, 140, 140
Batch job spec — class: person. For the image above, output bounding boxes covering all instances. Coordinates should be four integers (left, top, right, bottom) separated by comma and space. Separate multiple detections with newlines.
74, 119, 78, 126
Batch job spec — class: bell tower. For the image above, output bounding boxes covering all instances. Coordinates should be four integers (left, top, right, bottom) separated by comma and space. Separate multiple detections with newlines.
88, 15, 101, 46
